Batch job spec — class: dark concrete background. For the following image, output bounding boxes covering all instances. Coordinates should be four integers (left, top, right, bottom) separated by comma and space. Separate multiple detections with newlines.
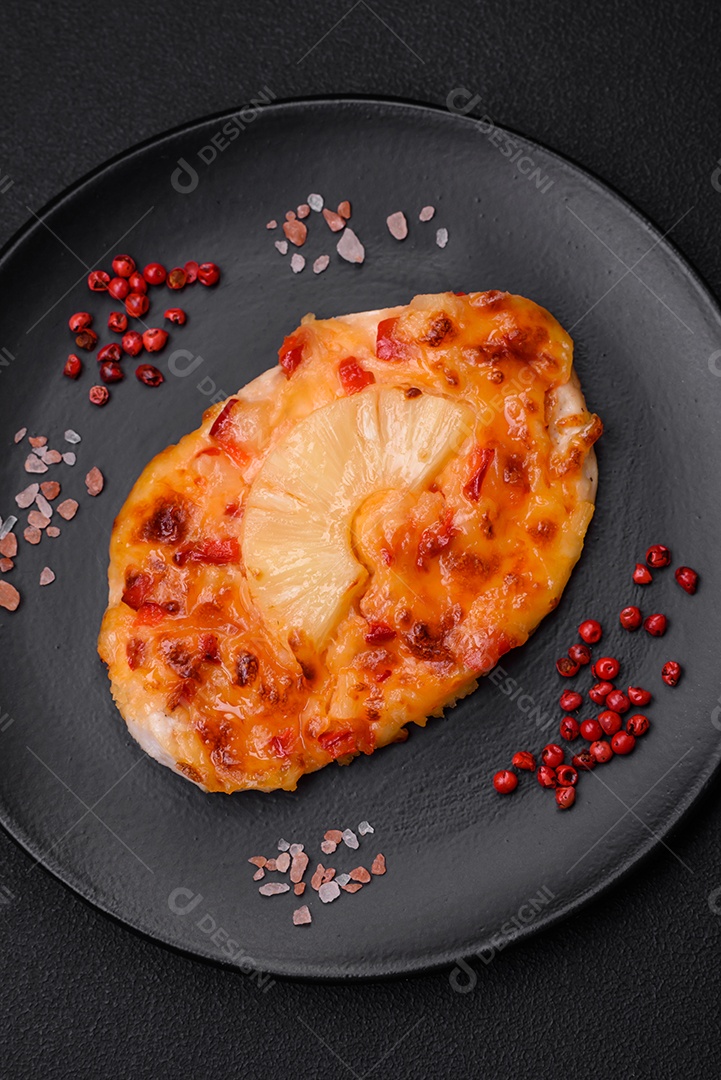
2, 1, 721, 1076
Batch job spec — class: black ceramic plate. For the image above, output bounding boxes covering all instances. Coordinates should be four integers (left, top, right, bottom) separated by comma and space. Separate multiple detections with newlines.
1, 99, 720, 980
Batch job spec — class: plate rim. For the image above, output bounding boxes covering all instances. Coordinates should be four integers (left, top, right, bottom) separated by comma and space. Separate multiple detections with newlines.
1, 94, 720, 981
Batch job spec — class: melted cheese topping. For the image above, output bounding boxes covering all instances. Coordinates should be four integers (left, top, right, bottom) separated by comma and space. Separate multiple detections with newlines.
98, 291, 602, 792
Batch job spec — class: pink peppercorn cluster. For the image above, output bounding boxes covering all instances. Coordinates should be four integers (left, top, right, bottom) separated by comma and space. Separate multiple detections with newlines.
492, 544, 699, 809
63, 253, 221, 405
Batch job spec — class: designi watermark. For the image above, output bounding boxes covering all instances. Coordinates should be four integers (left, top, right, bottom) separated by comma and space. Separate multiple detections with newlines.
0, 884, 15, 907
166, 348, 231, 406
708, 350, 721, 377
486, 663, 556, 733
168, 886, 275, 991
446, 89, 555, 194
449, 885, 556, 991
711, 158, 721, 193
171, 88, 277, 194
0, 347, 15, 375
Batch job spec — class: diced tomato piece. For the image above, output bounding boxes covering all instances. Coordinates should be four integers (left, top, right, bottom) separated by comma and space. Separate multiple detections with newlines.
209, 398, 238, 440
463, 448, 496, 502
364, 621, 396, 644
121, 571, 153, 611
319, 729, 358, 759
375, 317, 411, 361
135, 602, 168, 626
126, 638, 146, 670
339, 356, 376, 395
199, 633, 221, 663
269, 728, 295, 758
278, 333, 305, 377
167, 679, 198, 710
417, 509, 458, 569
174, 538, 240, 566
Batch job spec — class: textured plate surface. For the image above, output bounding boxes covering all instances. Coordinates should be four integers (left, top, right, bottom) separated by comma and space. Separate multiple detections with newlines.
0, 99, 720, 979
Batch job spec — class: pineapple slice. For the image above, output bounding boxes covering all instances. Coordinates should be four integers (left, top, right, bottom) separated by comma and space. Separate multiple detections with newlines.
243, 387, 474, 649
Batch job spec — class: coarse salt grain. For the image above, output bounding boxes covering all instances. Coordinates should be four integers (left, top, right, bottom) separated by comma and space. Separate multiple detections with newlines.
386, 211, 408, 240
358, 820, 374, 835
23, 526, 41, 545
371, 853, 386, 875
39, 567, 55, 586
258, 882, 290, 897
0, 516, 17, 539
336, 229, 365, 265
342, 828, 359, 850
27, 511, 50, 530
307, 193, 324, 211
350, 866, 371, 883
290, 254, 305, 274
253, 868, 265, 881
24, 455, 47, 474
289, 843, 304, 856
313, 255, 330, 275
283, 219, 308, 247
29, 436, 47, 448
35, 494, 53, 518
266, 219, 278, 229
0, 558, 12, 573
324, 830, 342, 843
44, 450, 62, 465
277, 838, 290, 851
46, 526, 60, 538
14, 428, 27, 444
290, 851, 309, 883
16, 485, 38, 508
319, 881, 340, 904
294, 882, 306, 896
248, 856, 266, 867
436, 227, 449, 248
40, 481, 60, 500
320, 839, 337, 855
337, 200, 351, 219
274, 240, 289, 255
322, 208, 345, 233
62, 453, 76, 466
310, 863, 325, 891
265, 858, 277, 872
276, 852, 291, 873
57, 499, 78, 521
64, 430, 81, 444
419, 205, 436, 221
293, 905, 311, 925
0, 533, 17, 558
341, 882, 363, 894
335, 873, 351, 887
297, 203, 310, 219
85, 467, 104, 496
0, 581, 20, 611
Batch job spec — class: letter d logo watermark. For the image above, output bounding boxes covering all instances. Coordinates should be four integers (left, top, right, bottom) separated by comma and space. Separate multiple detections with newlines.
167, 348, 205, 378
168, 887, 204, 915
171, 157, 200, 194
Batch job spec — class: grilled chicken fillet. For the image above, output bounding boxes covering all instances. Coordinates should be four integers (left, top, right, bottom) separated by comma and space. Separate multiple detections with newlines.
98, 291, 602, 792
